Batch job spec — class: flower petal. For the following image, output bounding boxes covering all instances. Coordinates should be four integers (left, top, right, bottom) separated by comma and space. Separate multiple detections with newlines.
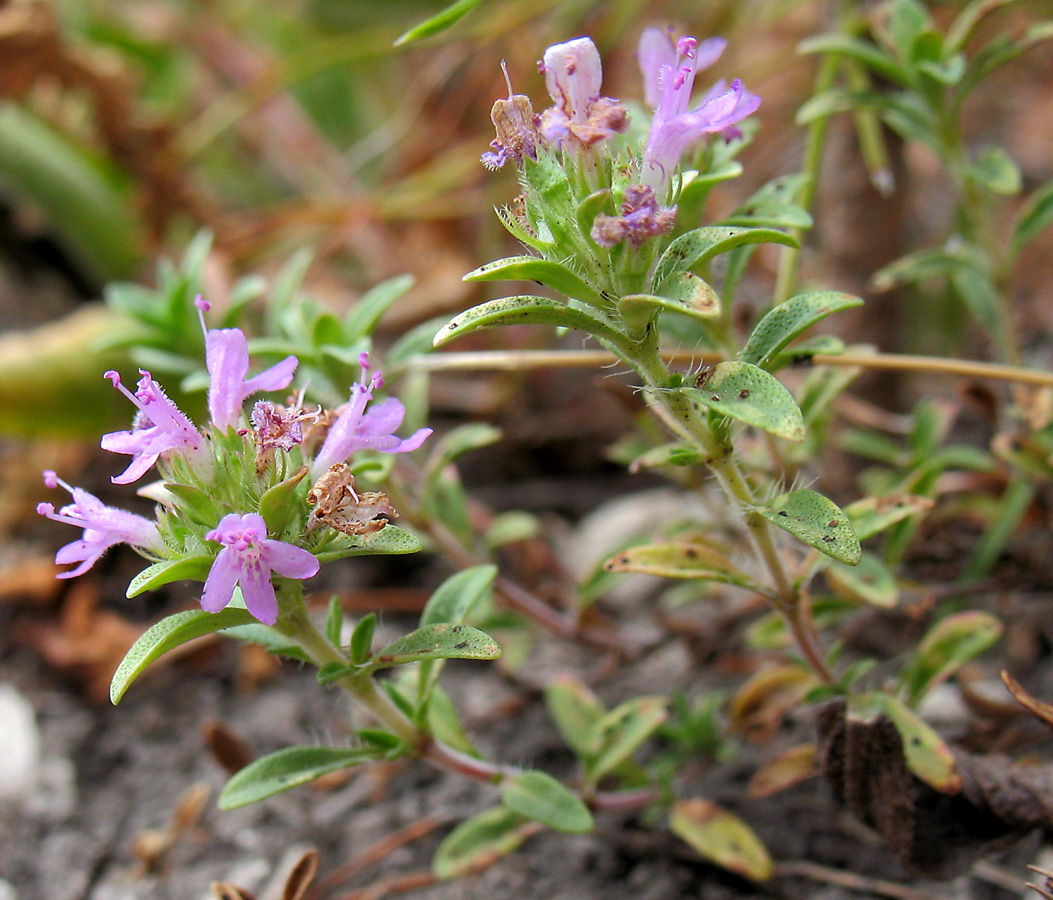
206, 329, 251, 431
201, 547, 241, 613
638, 28, 677, 108
242, 355, 298, 398
239, 562, 279, 626
261, 541, 319, 581
356, 397, 407, 436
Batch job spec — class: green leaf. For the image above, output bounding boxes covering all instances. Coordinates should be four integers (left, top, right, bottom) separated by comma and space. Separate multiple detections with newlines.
670, 799, 773, 881
350, 613, 377, 665
618, 275, 720, 339
110, 607, 258, 703
501, 771, 594, 834
427, 683, 479, 755
433, 296, 626, 348
314, 525, 422, 564
370, 624, 501, 670
739, 291, 863, 369
585, 696, 668, 782
218, 746, 380, 809
900, 611, 1003, 706
343, 274, 414, 342
463, 257, 608, 310
433, 808, 533, 880
825, 552, 900, 608
125, 555, 214, 598
394, 0, 483, 45
160, 483, 219, 525
484, 511, 540, 548
223, 623, 310, 660
258, 466, 310, 535
969, 147, 1022, 195
603, 542, 761, 590
422, 423, 502, 494
950, 266, 1006, 346
844, 494, 934, 541
421, 565, 497, 627
863, 694, 960, 792
946, 0, 1019, 52
796, 35, 912, 86
758, 490, 862, 565
416, 566, 497, 717
682, 362, 806, 442
324, 595, 344, 648
653, 227, 798, 288
544, 678, 607, 759
890, 0, 933, 63
1010, 178, 1053, 258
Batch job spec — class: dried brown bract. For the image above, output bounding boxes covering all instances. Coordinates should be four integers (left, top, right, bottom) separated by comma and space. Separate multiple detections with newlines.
307, 463, 396, 536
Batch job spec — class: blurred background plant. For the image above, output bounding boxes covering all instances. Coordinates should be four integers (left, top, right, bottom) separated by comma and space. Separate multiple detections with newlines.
3, 0, 1053, 895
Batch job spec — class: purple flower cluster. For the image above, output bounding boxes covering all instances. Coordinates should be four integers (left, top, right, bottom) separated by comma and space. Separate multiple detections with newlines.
41, 299, 430, 626
591, 184, 677, 249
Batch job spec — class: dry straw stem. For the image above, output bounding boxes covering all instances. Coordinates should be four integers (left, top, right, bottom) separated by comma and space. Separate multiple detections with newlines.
409, 349, 1053, 388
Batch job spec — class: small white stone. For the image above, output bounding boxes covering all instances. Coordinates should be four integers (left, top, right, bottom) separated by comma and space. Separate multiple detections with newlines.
0, 684, 41, 803
0, 877, 18, 900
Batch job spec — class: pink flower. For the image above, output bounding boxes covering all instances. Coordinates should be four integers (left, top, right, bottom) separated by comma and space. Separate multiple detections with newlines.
638, 28, 760, 193
101, 370, 205, 484
197, 297, 298, 432
202, 513, 318, 625
538, 37, 627, 149
38, 471, 164, 579
310, 354, 432, 479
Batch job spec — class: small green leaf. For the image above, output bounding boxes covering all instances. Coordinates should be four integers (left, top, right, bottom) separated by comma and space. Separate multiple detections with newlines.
370, 624, 501, 670
969, 147, 1022, 196
433, 808, 533, 880
433, 296, 626, 347
603, 543, 760, 590
427, 683, 479, 755
825, 552, 899, 608
421, 565, 497, 627
501, 771, 594, 834
126, 555, 214, 598
865, 694, 961, 792
739, 292, 863, 369
343, 274, 414, 342
349, 613, 377, 665
258, 466, 309, 534
218, 746, 379, 809
900, 611, 1003, 706
316, 661, 354, 685
585, 696, 668, 782
421, 423, 501, 497
160, 483, 218, 524
844, 494, 934, 541
110, 607, 258, 703
463, 257, 608, 309
670, 799, 773, 881
653, 227, 798, 288
1010, 178, 1053, 258
324, 595, 343, 648
222, 622, 310, 660
758, 490, 861, 565
416, 566, 498, 717
544, 678, 607, 759
797, 34, 912, 86
314, 525, 421, 564
682, 362, 806, 442
627, 441, 704, 470
618, 275, 720, 338
394, 0, 483, 45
